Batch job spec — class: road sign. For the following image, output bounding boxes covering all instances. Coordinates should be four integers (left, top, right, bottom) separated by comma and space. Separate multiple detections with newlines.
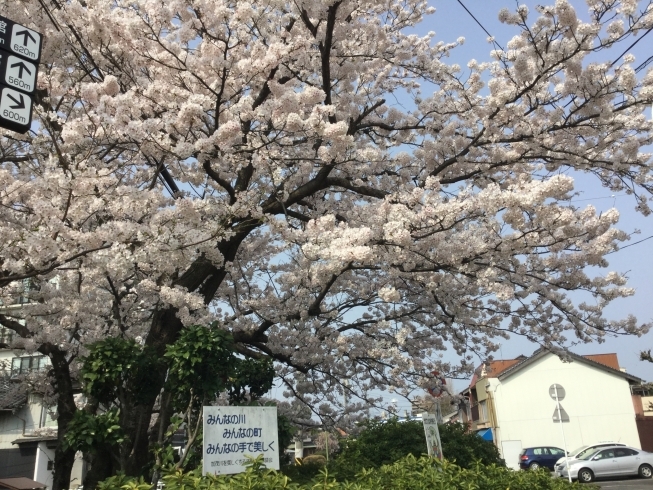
203, 406, 280, 475
552, 405, 570, 422
0, 16, 42, 63
1, 54, 37, 93
422, 414, 444, 460
549, 383, 566, 400
0, 86, 32, 133
0, 16, 42, 134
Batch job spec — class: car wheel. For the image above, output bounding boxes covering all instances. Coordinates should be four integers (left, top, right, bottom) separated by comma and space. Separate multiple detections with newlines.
578, 468, 594, 483
529, 462, 540, 471
639, 464, 653, 479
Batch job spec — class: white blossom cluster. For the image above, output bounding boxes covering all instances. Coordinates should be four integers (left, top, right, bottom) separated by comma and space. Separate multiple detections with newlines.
1, 0, 653, 422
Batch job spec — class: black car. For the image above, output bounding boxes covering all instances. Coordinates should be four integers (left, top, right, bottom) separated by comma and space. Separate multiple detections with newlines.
519, 446, 567, 471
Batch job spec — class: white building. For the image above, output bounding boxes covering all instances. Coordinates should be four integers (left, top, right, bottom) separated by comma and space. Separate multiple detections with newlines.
460, 350, 644, 470
0, 338, 57, 486
0, 327, 84, 489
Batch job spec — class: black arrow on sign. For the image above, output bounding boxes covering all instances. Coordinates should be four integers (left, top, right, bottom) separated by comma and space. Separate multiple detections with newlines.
10, 61, 32, 79
15, 30, 36, 47
7, 93, 25, 110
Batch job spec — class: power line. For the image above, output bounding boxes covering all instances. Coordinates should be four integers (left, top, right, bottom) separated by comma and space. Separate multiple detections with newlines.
635, 54, 653, 73
609, 27, 653, 69
608, 235, 653, 254
568, 194, 624, 202
455, 0, 504, 51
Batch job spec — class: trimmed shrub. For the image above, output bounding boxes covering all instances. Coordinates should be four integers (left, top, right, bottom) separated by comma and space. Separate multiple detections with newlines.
97, 455, 596, 490
327, 418, 503, 480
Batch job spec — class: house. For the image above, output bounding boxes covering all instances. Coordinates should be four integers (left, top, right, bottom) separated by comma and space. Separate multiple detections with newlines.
0, 322, 85, 488
0, 337, 59, 486
459, 349, 645, 470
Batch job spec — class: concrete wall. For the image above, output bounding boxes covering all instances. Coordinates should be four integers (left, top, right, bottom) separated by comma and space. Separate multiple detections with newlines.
34, 442, 55, 488
489, 354, 640, 469
0, 402, 43, 450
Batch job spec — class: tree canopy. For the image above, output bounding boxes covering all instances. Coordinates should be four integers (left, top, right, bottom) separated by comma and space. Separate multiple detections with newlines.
1, 0, 653, 487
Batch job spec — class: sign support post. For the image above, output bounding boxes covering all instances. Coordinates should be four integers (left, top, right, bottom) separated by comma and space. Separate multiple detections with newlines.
550, 383, 571, 483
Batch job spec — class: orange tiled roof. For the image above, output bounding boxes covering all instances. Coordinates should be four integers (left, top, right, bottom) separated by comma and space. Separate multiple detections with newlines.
583, 353, 620, 371
484, 359, 522, 377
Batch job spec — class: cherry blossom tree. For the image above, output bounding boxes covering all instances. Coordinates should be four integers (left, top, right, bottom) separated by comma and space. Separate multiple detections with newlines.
2, 0, 653, 486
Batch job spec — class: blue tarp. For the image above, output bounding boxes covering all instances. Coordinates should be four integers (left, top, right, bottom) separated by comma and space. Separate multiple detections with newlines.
476, 428, 493, 441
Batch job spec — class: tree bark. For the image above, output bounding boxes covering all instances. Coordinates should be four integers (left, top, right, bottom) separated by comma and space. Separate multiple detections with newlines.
44, 347, 78, 490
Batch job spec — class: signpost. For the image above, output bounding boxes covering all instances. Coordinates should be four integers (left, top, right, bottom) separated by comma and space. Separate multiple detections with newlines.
203, 406, 280, 475
422, 414, 443, 460
550, 384, 571, 483
0, 15, 42, 133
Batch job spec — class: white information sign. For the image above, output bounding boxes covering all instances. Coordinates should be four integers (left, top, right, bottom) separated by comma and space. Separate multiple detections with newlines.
4, 55, 36, 93
422, 414, 443, 460
0, 86, 31, 130
203, 406, 280, 475
10, 23, 41, 62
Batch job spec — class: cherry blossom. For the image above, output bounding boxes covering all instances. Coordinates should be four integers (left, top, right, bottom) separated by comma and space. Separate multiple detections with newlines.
1, 0, 653, 485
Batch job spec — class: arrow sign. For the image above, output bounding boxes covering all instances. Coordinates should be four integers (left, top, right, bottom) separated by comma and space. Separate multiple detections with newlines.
11, 60, 31, 78
10, 24, 41, 62
7, 92, 25, 109
0, 16, 41, 134
2, 55, 37, 93
0, 86, 32, 133
0, 15, 42, 63
14, 30, 36, 47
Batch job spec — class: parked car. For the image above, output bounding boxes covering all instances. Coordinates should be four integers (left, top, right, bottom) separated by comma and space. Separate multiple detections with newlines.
556, 445, 653, 482
554, 442, 625, 471
519, 446, 567, 471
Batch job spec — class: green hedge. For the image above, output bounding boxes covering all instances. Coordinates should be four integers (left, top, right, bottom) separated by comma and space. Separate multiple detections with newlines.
97, 455, 595, 490
328, 419, 503, 480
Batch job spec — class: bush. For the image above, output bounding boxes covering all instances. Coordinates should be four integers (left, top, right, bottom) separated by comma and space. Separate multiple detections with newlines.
326, 418, 503, 480
300, 454, 327, 466
281, 456, 328, 486
97, 455, 595, 490
439, 422, 504, 468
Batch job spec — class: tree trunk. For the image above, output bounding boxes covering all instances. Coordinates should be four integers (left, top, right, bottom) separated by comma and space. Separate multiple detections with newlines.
45, 348, 79, 490
82, 446, 115, 490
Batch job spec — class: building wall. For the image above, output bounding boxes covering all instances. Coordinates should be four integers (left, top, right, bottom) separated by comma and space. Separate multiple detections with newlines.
490, 354, 640, 469
0, 403, 43, 450
34, 441, 55, 488
0, 446, 37, 478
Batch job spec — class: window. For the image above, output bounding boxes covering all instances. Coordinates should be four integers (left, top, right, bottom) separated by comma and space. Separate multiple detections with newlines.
0, 327, 13, 345
615, 448, 638, 457
548, 448, 565, 456
533, 448, 546, 455
479, 401, 488, 422
11, 356, 49, 376
47, 460, 54, 471
596, 449, 615, 460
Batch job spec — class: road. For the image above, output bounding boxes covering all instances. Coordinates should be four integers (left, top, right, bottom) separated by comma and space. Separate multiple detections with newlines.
597, 477, 653, 489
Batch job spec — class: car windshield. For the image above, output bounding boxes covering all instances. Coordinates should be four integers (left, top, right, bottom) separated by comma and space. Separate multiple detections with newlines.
569, 446, 589, 457
579, 449, 602, 461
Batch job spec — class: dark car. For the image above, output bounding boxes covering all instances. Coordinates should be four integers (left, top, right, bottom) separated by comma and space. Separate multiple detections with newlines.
519, 446, 567, 471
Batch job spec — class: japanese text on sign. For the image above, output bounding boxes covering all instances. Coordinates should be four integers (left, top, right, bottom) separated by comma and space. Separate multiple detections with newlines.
203, 406, 280, 475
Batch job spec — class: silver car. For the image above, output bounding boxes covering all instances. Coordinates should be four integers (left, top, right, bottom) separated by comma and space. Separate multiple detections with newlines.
556, 445, 653, 483
554, 442, 625, 471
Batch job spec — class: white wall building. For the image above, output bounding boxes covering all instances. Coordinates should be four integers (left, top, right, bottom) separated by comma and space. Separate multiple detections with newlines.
0, 330, 84, 488
0, 343, 56, 486
461, 350, 643, 470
